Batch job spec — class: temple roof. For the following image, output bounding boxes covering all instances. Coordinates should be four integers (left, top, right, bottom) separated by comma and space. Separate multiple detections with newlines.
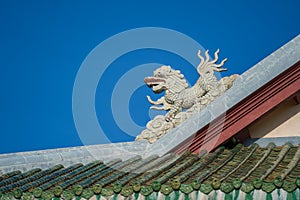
0, 142, 299, 199
0, 35, 299, 199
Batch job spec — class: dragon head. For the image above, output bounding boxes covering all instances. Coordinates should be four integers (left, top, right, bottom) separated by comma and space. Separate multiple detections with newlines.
144, 65, 188, 93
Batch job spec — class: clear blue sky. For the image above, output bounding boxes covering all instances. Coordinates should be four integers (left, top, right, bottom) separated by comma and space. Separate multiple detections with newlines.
0, 0, 299, 153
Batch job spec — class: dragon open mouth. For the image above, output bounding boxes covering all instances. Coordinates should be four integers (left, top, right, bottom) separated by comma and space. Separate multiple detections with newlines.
144, 77, 166, 93
144, 77, 166, 86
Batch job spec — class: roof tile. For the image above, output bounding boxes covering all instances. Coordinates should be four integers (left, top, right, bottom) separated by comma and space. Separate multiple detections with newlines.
0, 143, 299, 198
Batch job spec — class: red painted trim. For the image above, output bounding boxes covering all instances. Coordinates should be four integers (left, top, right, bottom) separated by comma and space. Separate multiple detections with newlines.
173, 61, 300, 154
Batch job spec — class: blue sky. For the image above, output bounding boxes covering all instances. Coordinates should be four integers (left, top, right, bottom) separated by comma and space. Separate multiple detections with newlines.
0, 1, 299, 153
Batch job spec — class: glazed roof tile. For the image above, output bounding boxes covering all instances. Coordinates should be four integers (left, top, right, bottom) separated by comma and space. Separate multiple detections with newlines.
0, 143, 299, 198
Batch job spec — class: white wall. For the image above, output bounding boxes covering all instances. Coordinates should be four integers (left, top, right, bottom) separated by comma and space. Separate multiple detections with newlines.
249, 98, 300, 138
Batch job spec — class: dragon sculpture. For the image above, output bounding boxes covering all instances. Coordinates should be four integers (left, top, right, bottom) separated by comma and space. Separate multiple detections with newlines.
136, 49, 238, 143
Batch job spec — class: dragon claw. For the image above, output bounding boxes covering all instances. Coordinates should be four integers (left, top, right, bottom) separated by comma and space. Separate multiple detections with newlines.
165, 113, 174, 122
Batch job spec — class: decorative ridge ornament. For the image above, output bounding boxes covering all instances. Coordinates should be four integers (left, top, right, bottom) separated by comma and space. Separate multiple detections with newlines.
135, 49, 239, 143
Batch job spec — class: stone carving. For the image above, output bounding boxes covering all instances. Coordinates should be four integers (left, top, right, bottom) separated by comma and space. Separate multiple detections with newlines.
136, 49, 238, 143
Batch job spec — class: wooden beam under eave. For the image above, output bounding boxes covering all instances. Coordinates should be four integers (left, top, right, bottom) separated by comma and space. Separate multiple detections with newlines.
293, 92, 300, 104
